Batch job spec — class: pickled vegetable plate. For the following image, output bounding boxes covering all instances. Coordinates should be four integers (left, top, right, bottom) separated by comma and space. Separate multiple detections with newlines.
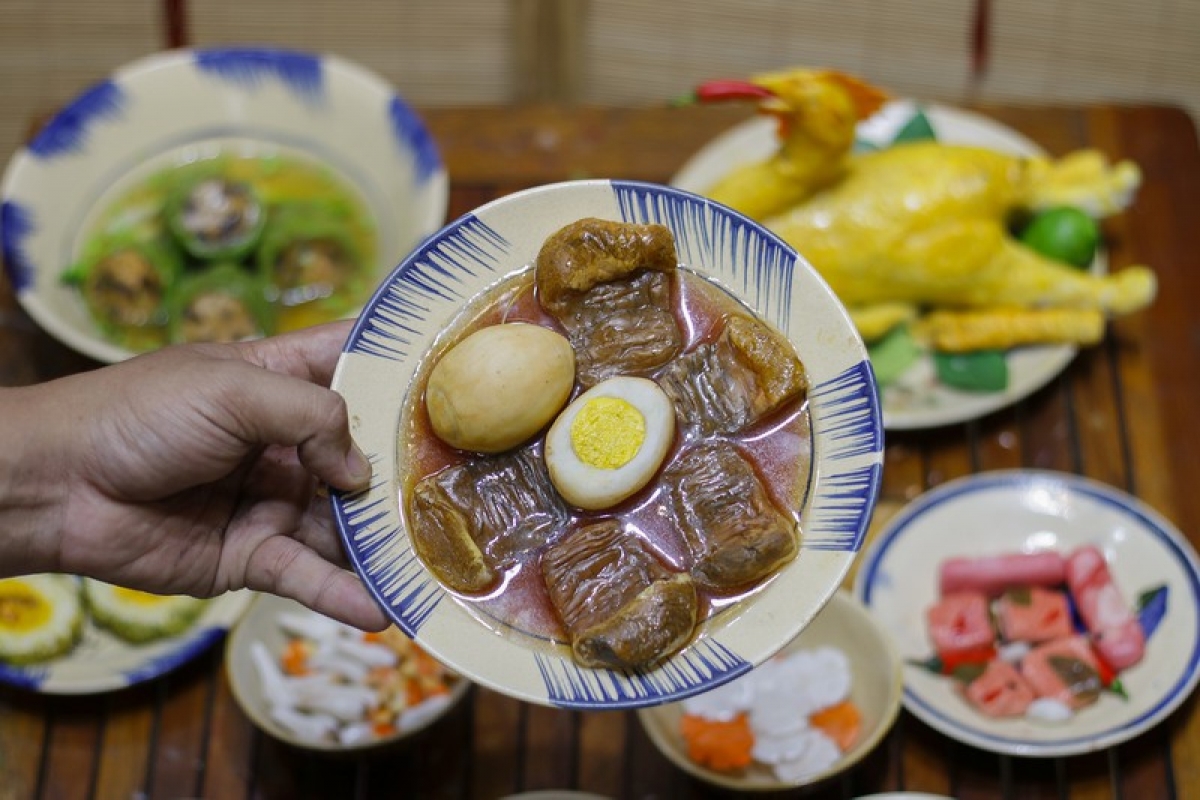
854, 470, 1200, 756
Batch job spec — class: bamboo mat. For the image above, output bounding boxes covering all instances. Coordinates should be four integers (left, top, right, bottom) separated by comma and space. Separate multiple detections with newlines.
187, 0, 518, 105
573, 0, 977, 106
0, 0, 161, 170
980, 0, 1200, 122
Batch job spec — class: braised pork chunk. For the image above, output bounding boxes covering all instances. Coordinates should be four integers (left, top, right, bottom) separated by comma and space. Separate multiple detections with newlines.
541, 519, 698, 670
409, 448, 570, 593
657, 314, 808, 436
535, 218, 682, 387
666, 440, 800, 589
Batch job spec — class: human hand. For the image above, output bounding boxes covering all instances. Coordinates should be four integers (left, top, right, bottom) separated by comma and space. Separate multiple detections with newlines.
5, 321, 387, 631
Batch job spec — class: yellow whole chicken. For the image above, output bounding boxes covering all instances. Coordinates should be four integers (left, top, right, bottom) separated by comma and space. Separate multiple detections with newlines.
691, 68, 1156, 351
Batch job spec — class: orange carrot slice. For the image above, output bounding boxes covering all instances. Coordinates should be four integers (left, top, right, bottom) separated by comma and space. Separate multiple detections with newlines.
280, 639, 311, 676
680, 713, 755, 772
810, 700, 862, 751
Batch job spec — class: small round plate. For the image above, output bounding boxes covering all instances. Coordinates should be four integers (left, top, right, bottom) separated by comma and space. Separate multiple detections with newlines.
224, 593, 470, 752
671, 101, 1090, 431
854, 470, 1200, 757
0, 588, 251, 694
332, 179, 884, 710
636, 590, 903, 791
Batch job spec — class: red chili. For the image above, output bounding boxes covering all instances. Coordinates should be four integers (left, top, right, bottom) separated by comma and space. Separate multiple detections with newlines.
692, 79, 775, 104
938, 644, 997, 674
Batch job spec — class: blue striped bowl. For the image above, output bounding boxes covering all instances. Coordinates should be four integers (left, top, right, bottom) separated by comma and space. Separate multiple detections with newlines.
1, 46, 447, 363
332, 180, 883, 709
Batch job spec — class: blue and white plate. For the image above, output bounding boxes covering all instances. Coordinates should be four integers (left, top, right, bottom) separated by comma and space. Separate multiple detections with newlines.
855, 470, 1200, 757
331, 179, 884, 710
1, 46, 447, 363
0, 588, 250, 694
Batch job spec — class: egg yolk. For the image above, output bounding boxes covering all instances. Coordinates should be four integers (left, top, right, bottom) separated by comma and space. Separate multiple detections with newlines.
0, 585, 51, 631
569, 397, 645, 469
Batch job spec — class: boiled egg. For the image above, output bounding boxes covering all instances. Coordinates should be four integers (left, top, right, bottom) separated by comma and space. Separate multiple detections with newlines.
544, 376, 675, 510
425, 322, 576, 453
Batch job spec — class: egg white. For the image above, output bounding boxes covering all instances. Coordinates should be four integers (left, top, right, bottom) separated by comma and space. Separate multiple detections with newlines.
544, 376, 675, 510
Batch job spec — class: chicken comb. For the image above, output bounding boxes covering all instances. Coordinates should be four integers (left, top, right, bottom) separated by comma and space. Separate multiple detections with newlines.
817, 71, 889, 120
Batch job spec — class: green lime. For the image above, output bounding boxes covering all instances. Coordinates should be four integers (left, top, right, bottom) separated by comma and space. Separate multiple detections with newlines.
1019, 207, 1100, 270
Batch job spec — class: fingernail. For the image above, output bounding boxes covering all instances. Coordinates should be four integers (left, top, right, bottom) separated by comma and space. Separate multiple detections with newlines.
346, 446, 372, 486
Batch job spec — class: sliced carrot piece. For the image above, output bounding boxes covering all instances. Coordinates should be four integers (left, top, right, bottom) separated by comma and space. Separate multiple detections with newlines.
679, 713, 755, 773
809, 700, 862, 751
280, 639, 311, 676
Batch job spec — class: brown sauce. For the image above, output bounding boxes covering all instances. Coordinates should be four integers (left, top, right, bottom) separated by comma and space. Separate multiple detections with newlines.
398, 266, 813, 643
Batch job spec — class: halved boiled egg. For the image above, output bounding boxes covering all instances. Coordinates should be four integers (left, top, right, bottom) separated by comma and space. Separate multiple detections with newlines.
544, 376, 675, 510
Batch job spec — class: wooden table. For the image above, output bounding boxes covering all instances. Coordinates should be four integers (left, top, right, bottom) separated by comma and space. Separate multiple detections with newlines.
2, 103, 1198, 799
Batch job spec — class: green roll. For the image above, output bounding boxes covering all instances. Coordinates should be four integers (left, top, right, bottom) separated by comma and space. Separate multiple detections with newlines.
165, 172, 267, 261
255, 203, 363, 309
168, 262, 274, 344
64, 235, 183, 342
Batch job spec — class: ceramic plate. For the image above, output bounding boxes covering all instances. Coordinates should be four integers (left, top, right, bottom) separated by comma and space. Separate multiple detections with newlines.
224, 592, 470, 752
854, 470, 1200, 757
636, 590, 903, 791
672, 101, 1091, 430
1, 46, 447, 363
331, 179, 884, 710
0, 588, 251, 694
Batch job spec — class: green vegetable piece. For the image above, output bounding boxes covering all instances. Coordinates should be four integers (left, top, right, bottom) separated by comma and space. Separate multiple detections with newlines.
1019, 206, 1100, 270
868, 324, 922, 386
934, 350, 1009, 392
65, 234, 183, 339
890, 108, 938, 144
165, 172, 267, 261
168, 262, 273, 344
256, 203, 363, 309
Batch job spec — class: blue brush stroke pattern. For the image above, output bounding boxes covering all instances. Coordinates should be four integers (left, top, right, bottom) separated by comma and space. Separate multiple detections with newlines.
612, 181, 796, 330
812, 361, 884, 461
194, 47, 323, 104
1, 201, 36, 293
347, 215, 510, 362
28, 80, 125, 159
334, 466, 443, 638
390, 97, 442, 185
806, 463, 883, 553
538, 637, 751, 709
122, 627, 227, 685
803, 361, 884, 552
0, 663, 48, 691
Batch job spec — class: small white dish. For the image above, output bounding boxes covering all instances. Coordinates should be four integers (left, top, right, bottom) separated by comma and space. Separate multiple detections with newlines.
331, 179, 884, 710
0, 587, 250, 695
224, 593, 470, 753
854, 470, 1200, 757
1, 46, 448, 363
636, 590, 903, 792
672, 101, 1090, 431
